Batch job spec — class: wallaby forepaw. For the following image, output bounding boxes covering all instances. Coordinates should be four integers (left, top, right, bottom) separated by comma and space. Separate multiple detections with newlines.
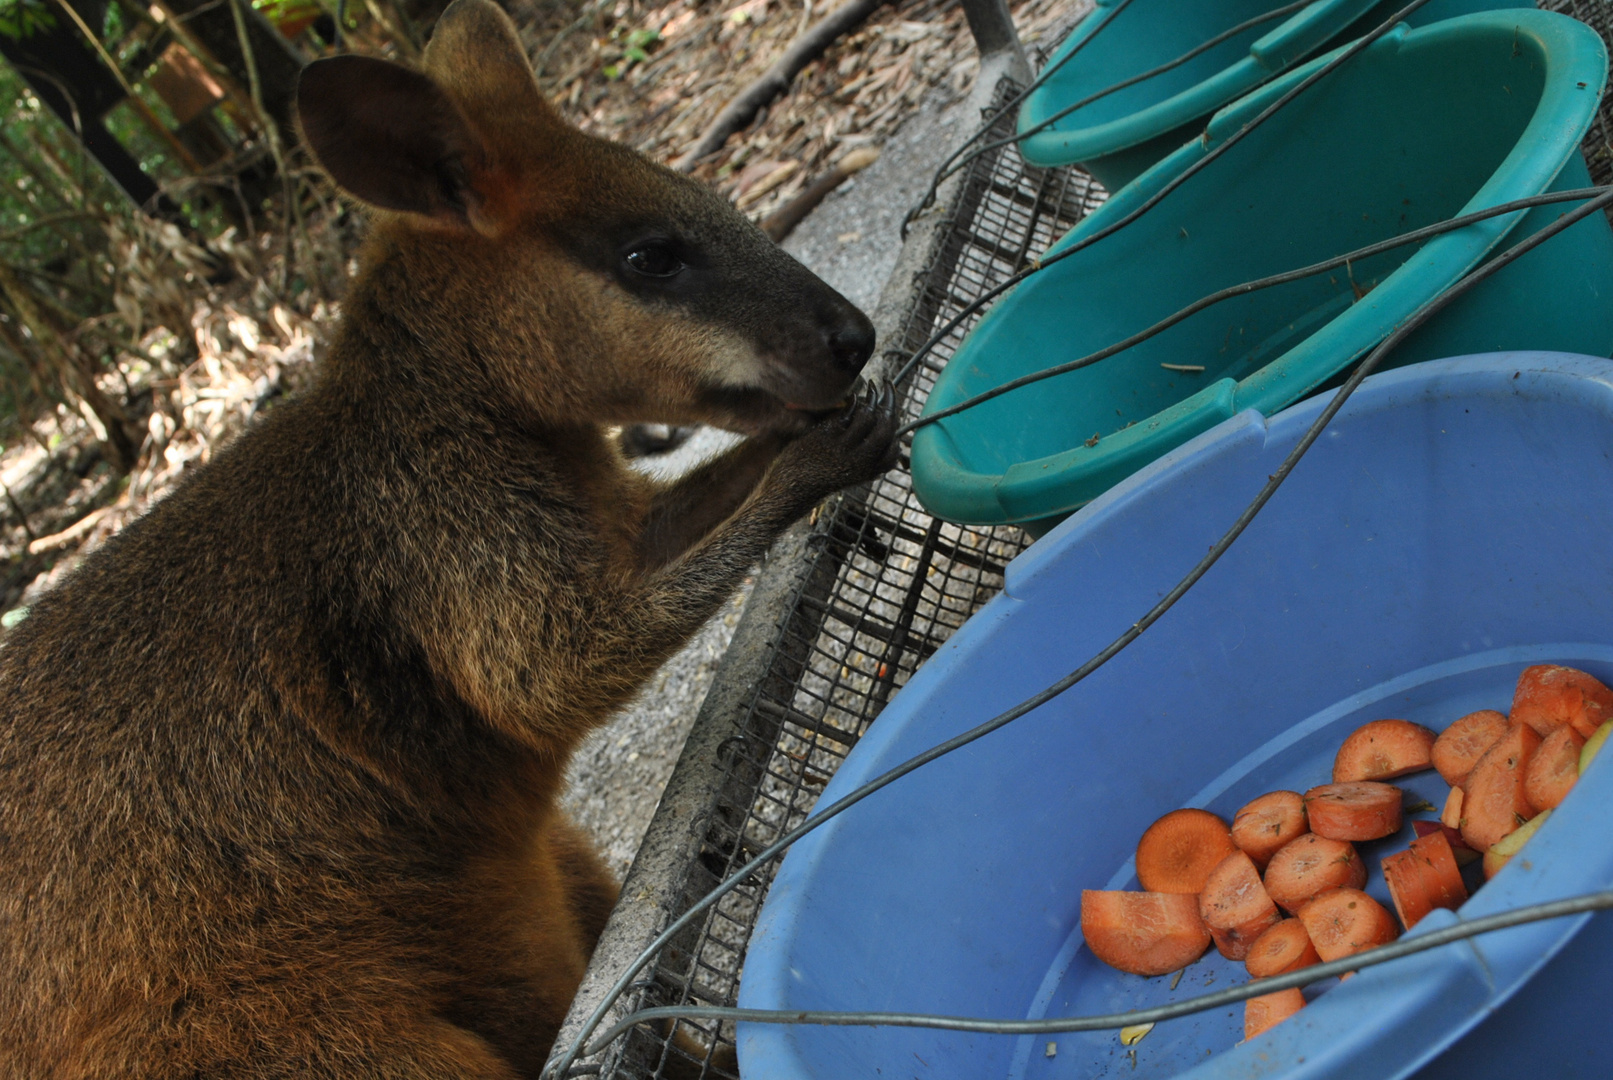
773, 380, 899, 510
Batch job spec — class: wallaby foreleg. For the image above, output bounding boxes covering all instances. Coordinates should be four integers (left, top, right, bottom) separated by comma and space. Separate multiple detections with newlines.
636, 433, 786, 572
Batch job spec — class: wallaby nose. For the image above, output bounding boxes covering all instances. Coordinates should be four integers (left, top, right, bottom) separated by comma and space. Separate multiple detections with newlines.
827, 312, 876, 374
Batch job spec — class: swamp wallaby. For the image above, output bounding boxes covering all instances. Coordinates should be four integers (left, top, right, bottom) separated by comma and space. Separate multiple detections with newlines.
0, 1, 896, 1075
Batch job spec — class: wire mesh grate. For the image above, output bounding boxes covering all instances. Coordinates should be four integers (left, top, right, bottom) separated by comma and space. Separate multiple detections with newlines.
591, 4, 1613, 1075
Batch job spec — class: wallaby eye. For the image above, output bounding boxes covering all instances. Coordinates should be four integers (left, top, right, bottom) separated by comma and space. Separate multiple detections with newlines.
624, 241, 684, 278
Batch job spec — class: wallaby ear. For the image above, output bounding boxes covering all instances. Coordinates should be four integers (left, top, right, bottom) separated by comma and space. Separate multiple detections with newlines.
297, 55, 489, 228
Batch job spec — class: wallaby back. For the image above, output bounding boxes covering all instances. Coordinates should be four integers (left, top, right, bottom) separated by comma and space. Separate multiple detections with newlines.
0, 2, 896, 1076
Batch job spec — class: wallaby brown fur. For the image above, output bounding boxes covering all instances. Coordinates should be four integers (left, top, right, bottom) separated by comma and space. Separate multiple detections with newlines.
0, 2, 895, 1075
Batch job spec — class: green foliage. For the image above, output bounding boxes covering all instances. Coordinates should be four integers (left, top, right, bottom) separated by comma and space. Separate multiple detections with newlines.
602, 26, 660, 80
0, 0, 56, 42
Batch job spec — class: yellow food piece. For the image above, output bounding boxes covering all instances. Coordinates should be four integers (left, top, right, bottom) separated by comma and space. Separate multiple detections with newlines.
1580, 719, 1611, 775
1120, 1022, 1155, 1046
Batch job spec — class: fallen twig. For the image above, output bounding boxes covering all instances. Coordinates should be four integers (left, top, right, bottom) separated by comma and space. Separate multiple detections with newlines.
761, 146, 879, 240
673, 0, 892, 172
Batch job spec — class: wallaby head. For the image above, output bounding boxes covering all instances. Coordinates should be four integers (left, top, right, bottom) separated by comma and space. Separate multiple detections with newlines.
296, 0, 875, 434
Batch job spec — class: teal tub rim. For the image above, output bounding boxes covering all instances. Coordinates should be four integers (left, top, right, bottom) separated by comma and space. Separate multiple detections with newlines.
914, 10, 1610, 530
1016, 0, 1383, 170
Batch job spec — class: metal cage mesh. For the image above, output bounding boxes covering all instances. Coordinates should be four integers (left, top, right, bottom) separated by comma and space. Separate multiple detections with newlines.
593, 3, 1613, 1075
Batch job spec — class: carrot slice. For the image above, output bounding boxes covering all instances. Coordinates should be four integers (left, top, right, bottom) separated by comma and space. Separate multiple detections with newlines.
1135, 808, 1237, 894
1382, 832, 1467, 930
1512, 665, 1613, 739
1524, 724, 1583, 813
1303, 782, 1402, 842
1199, 851, 1282, 961
1439, 786, 1464, 830
1460, 721, 1542, 851
1231, 791, 1307, 871
1263, 833, 1367, 915
1080, 890, 1212, 976
1332, 719, 1438, 783
1431, 710, 1509, 787
1244, 987, 1306, 1041
1412, 819, 1480, 866
1298, 887, 1399, 962
1244, 919, 1320, 978
1382, 848, 1433, 930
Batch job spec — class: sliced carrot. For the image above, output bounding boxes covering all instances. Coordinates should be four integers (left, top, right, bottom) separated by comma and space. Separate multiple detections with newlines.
1439, 786, 1464, 831
1382, 832, 1468, 930
1080, 890, 1212, 976
1431, 710, 1509, 787
1199, 851, 1282, 961
1298, 887, 1399, 962
1231, 791, 1307, 871
1524, 724, 1583, 813
1411, 819, 1479, 866
1382, 848, 1433, 930
1512, 665, 1613, 739
1262, 833, 1367, 915
1135, 808, 1237, 894
1244, 987, 1306, 1041
1332, 719, 1438, 783
1411, 831, 1469, 910
1482, 808, 1550, 879
1244, 919, 1320, 979
1303, 781, 1402, 842
1460, 721, 1542, 851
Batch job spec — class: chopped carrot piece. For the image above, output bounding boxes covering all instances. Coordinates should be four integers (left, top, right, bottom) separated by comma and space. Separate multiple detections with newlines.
1135, 808, 1237, 895
1411, 819, 1479, 866
1524, 724, 1583, 813
1332, 719, 1437, 783
1243, 987, 1306, 1041
1303, 781, 1403, 842
1231, 791, 1307, 871
1382, 832, 1467, 930
1431, 710, 1509, 787
1263, 833, 1366, 915
1199, 851, 1282, 961
1244, 919, 1320, 979
1482, 808, 1550, 879
1439, 786, 1464, 830
1512, 665, 1613, 739
1080, 890, 1212, 976
1298, 887, 1399, 962
1460, 722, 1542, 851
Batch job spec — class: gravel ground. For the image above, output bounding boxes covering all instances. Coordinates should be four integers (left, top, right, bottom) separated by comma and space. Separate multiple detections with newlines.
558, 88, 971, 878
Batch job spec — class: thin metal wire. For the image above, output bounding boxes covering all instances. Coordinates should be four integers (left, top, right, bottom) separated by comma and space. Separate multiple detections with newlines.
897, 183, 1613, 437
898, 0, 1137, 238
583, 889, 1613, 1051
902, 0, 1316, 233
890, 0, 1438, 389
549, 166, 1613, 1080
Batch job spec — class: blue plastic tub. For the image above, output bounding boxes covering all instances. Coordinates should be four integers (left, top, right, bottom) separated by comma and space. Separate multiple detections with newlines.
912, 11, 1613, 537
1018, 0, 1534, 190
741, 352, 1613, 1080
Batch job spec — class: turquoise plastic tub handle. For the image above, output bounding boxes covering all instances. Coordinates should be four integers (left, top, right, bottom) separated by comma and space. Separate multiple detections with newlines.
1251, 0, 1369, 71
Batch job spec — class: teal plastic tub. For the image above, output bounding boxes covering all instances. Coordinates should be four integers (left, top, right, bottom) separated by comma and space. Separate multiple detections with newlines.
912, 10, 1613, 536
1018, 0, 1534, 190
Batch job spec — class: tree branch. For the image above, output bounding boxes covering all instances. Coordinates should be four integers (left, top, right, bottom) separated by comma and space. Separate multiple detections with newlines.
673, 0, 891, 173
